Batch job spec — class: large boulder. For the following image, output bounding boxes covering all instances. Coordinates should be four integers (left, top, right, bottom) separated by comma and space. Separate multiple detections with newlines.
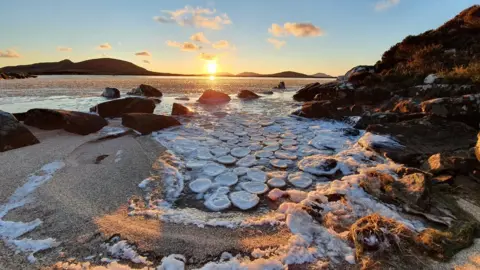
392, 98, 422, 113
127, 84, 163, 97
421, 152, 477, 175
294, 101, 362, 119
343, 65, 375, 86
24, 109, 108, 135
293, 82, 337, 102
420, 93, 480, 127
90, 97, 156, 118
197, 90, 231, 104
0, 111, 39, 152
171, 103, 193, 116
360, 117, 477, 165
273, 81, 286, 89
122, 113, 181, 135
237, 90, 260, 99
102, 87, 120, 99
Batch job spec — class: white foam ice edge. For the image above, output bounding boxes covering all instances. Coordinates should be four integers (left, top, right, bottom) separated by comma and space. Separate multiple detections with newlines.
0, 161, 65, 263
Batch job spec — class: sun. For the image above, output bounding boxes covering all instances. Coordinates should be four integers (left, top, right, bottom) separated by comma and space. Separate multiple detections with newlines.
206, 61, 217, 74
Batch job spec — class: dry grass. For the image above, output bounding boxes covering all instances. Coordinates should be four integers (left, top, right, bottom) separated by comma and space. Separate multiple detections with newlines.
439, 61, 480, 84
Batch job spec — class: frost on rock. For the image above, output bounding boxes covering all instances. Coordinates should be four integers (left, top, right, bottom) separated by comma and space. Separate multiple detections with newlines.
298, 155, 340, 176
189, 178, 212, 193
7, 238, 60, 263
230, 191, 260, 210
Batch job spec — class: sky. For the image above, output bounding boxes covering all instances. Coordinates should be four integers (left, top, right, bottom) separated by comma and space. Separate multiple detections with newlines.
0, 0, 477, 76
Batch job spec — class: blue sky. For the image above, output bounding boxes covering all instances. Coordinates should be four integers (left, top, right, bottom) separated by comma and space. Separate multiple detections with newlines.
0, 0, 477, 75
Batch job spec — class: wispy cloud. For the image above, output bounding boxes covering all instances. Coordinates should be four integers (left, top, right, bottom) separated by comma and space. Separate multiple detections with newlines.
191, 32, 210, 44
154, 6, 232, 30
0, 49, 21, 58
375, 0, 400, 11
269, 22, 323, 37
97, 43, 112, 50
199, 53, 217, 61
166, 41, 201, 52
143, 60, 150, 64
57, 46, 72, 52
267, 38, 286, 49
135, 51, 151, 56
212, 40, 230, 49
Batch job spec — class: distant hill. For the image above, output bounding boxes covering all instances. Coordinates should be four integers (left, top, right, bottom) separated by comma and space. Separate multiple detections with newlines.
0, 58, 332, 79
311, 72, 334, 78
0, 58, 176, 76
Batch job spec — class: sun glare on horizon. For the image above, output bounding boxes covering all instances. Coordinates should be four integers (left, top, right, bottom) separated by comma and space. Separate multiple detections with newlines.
206, 61, 217, 74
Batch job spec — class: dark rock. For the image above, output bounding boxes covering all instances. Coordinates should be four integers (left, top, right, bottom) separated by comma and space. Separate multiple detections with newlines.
431, 174, 454, 185
175, 96, 190, 101
273, 81, 286, 89
361, 117, 477, 166
476, 133, 480, 162
354, 112, 400, 129
405, 84, 480, 100
122, 113, 181, 135
237, 90, 260, 99
420, 93, 480, 127
293, 101, 352, 119
102, 87, 120, 99
171, 103, 193, 116
90, 97, 156, 118
293, 82, 337, 102
352, 87, 391, 105
150, 98, 161, 104
24, 109, 107, 135
343, 65, 376, 87
339, 128, 360, 137
0, 110, 39, 152
197, 90, 231, 104
12, 112, 27, 122
127, 84, 163, 97
262, 91, 274, 95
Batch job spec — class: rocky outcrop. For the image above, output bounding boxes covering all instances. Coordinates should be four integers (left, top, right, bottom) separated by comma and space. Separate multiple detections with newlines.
171, 103, 193, 116
273, 81, 286, 89
293, 82, 337, 102
392, 98, 422, 113
0, 72, 37, 80
420, 152, 477, 175
90, 97, 156, 118
420, 93, 480, 127
343, 65, 375, 86
0, 110, 39, 152
197, 90, 231, 104
354, 112, 425, 129
24, 109, 108, 135
237, 90, 260, 99
402, 84, 480, 100
293, 101, 360, 119
122, 113, 181, 135
127, 84, 163, 97
476, 133, 480, 162
102, 87, 120, 99
360, 117, 477, 165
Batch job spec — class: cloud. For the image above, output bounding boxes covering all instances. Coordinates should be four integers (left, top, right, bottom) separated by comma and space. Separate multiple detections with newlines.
166, 40, 201, 51
97, 43, 112, 50
267, 38, 286, 49
199, 53, 217, 61
153, 5, 232, 30
57, 46, 72, 52
0, 49, 21, 58
269, 22, 323, 37
143, 60, 150, 64
135, 51, 151, 56
212, 40, 230, 49
375, 0, 400, 11
191, 32, 210, 44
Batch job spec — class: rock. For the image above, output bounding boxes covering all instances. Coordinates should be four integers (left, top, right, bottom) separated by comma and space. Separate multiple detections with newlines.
406, 84, 480, 100
293, 81, 337, 102
101, 87, 120, 99
12, 112, 27, 122
171, 103, 193, 116
354, 112, 400, 129
273, 81, 286, 89
0, 110, 39, 152
197, 90, 231, 104
122, 113, 181, 135
343, 65, 375, 82
431, 174, 454, 185
150, 98, 161, 104
24, 109, 108, 135
90, 97, 156, 118
293, 100, 356, 119
262, 91, 274, 95
420, 93, 480, 127
476, 133, 480, 162
237, 90, 260, 99
424, 74, 442, 84
175, 96, 190, 101
362, 117, 477, 165
127, 84, 163, 97
392, 99, 421, 113
420, 153, 477, 174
